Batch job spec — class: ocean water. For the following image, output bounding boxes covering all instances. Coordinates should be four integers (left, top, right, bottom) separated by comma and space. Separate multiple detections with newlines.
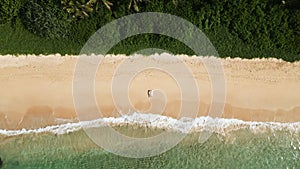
0, 113, 300, 169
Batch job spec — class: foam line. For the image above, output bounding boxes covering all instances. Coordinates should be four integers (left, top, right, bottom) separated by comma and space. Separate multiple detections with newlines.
1, 113, 300, 136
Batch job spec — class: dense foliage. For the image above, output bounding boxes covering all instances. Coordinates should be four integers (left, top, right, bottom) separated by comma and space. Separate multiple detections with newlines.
0, 0, 24, 24
20, 0, 70, 39
0, 0, 299, 61
60, 0, 113, 19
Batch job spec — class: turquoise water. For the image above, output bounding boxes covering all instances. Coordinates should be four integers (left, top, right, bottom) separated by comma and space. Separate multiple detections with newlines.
1, 125, 300, 169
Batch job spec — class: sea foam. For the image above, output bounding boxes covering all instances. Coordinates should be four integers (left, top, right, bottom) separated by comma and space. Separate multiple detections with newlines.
0, 112, 300, 136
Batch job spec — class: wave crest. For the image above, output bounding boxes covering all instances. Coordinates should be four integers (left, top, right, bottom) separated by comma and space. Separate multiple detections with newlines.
1, 113, 300, 136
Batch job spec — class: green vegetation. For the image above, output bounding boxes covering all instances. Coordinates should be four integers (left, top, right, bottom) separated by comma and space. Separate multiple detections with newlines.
0, 19, 80, 55
21, 0, 71, 39
0, 0, 24, 24
0, 0, 299, 61
60, 0, 113, 19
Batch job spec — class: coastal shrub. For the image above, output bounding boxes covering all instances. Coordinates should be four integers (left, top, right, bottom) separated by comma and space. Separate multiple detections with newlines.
60, 0, 150, 20
20, 0, 70, 39
285, 0, 300, 10
110, 0, 300, 56
68, 17, 100, 44
0, 0, 299, 60
67, 3, 113, 43
60, 0, 113, 19
0, 0, 24, 24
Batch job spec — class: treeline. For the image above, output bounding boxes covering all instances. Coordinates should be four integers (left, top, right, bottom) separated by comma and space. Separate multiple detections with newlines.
0, 0, 299, 61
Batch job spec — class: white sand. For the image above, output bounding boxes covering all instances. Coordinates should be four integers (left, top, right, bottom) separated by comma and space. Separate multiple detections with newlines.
0, 54, 300, 129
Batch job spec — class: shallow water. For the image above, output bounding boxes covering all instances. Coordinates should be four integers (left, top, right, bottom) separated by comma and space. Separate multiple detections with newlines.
1, 114, 300, 168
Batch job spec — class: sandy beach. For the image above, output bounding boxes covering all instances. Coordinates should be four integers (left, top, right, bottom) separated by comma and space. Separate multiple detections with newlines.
0, 54, 300, 130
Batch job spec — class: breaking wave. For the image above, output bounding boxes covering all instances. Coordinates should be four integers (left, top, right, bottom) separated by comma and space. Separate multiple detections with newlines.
1, 112, 300, 136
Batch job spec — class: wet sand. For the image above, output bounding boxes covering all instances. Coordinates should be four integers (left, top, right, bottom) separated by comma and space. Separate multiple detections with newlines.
0, 54, 300, 129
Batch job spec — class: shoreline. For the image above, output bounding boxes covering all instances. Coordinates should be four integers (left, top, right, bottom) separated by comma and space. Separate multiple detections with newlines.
1, 54, 300, 130
1, 112, 300, 137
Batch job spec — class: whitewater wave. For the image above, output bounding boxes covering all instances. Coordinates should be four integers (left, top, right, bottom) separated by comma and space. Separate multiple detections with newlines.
1, 112, 300, 136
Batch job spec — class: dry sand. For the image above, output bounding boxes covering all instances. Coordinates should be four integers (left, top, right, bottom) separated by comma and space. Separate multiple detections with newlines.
0, 54, 300, 130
